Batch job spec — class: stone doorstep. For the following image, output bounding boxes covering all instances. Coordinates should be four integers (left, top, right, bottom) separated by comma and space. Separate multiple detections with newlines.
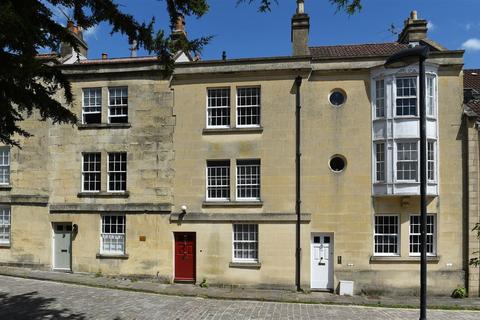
0, 266, 480, 310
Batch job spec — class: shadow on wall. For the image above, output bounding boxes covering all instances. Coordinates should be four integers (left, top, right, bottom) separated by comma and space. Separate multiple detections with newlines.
0, 291, 87, 320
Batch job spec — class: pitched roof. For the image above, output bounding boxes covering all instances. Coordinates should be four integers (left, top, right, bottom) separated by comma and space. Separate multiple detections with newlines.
309, 42, 409, 59
464, 69, 480, 116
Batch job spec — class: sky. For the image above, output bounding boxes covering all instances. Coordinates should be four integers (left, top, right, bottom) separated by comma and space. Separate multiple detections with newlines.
51, 0, 480, 68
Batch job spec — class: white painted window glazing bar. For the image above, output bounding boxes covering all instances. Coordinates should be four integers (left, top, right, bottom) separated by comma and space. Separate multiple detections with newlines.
396, 77, 417, 116
0, 147, 10, 185
409, 215, 436, 256
108, 153, 127, 192
101, 214, 125, 254
108, 87, 128, 123
206, 160, 230, 200
82, 88, 102, 124
0, 206, 11, 245
237, 87, 261, 127
207, 88, 230, 128
233, 224, 258, 262
82, 153, 101, 192
374, 215, 399, 256
236, 160, 260, 200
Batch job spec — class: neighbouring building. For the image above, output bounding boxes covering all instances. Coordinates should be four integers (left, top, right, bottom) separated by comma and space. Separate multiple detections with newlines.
1, 2, 478, 296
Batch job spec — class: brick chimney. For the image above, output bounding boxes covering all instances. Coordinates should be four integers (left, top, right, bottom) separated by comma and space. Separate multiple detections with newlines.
60, 20, 88, 59
291, 0, 310, 56
398, 10, 428, 45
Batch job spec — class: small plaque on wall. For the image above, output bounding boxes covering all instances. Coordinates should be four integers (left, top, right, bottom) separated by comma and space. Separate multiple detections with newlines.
139, 236, 146, 241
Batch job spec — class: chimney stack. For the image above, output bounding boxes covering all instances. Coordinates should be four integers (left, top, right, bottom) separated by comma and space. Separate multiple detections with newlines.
129, 40, 138, 58
101, 53, 108, 60
171, 14, 187, 42
60, 20, 88, 59
291, 0, 310, 56
398, 10, 428, 45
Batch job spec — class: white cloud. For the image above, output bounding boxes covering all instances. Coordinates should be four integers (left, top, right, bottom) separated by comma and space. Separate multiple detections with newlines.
427, 21, 435, 31
83, 25, 99, 40
462, 38, 480, 51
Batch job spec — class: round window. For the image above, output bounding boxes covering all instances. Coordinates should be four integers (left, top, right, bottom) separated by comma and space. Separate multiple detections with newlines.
329, 90, 346, 107
329, 155, 347, 172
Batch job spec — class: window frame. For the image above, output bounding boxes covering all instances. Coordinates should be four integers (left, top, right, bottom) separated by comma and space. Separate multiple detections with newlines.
206, 87, 231, 129
236, 86, 261, 128
100, 214, 126, 255
426, 75, 436, 118
395, 76, 418, 117
374, 79, 385, 118
107, 152, 127, 192
206, 160, 231, 201
395, 140, 419, 182
0, 206, 11, 246
82, 88, 102, 124
108, 87, 129, 124
232, 224, 259, 263
427, 141, 436, 182
0, 147, 10, 186
82, 152, 101, 192
373, 214, 400, 257
236, 159, 261, 201
374, 142, 386, 183
409, 214, 436, 257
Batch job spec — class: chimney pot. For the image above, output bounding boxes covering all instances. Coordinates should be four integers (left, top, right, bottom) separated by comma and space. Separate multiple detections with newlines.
101, 53, 108, 60
410, 10, 418, 20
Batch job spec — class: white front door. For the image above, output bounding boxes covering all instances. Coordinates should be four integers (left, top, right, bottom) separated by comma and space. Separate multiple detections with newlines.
53, 223, 72, 270
311, 233, 334, 290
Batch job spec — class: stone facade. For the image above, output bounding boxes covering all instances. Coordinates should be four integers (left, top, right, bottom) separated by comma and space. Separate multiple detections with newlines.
0, 7, 478, 296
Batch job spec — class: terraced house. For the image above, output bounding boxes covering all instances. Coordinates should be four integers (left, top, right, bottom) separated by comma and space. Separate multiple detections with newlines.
1, 2, 478, 296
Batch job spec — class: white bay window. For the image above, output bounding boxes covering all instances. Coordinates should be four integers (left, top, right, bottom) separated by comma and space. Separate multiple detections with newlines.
372, 65, 438, 196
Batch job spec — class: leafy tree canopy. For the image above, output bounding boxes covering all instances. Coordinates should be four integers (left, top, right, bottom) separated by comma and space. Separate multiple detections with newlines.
0, 0, 361, 146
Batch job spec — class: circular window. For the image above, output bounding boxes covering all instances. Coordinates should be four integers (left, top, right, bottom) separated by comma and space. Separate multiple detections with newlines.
329, 155, 347, 172
329, 89, 346, 107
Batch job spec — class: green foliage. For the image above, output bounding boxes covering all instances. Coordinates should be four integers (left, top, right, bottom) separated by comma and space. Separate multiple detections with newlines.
451, 287, 467, 299
94, 270, 102, 278
470, 223, 480, 267
199, 278, 208, 288
0, 0, 362, 146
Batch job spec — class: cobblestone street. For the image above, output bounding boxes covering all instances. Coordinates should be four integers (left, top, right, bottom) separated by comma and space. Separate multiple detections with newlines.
0, 275, 478, 320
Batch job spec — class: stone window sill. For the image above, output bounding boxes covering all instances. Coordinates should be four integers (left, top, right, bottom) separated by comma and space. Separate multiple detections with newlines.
202, 127, 263, 135
0, 244, 11, 249
370, 255, 440, 263
78, 191, 130, 198
78, 123, 131, 130
0, 185, 12, 191
202, 201, 263, 208
229, 262, 261, 269
96, 253, 129, 260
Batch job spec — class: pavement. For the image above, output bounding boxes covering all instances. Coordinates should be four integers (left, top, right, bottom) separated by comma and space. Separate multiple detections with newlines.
0, 266, 480, 319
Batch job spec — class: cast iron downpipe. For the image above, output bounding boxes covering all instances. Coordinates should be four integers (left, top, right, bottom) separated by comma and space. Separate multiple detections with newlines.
295, 76, 302, 292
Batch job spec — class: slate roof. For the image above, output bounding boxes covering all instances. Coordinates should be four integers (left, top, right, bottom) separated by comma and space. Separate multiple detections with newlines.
464, 69, 480, 116
309, 42, 409, 59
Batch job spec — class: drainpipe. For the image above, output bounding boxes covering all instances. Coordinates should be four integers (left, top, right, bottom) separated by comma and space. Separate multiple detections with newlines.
295, 75, 302, 292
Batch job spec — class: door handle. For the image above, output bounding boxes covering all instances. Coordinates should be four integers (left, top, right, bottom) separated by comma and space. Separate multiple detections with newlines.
61, 249, 68, 253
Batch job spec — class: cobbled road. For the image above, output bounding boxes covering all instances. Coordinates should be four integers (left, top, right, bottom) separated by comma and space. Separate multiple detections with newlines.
0, 275, 479, 320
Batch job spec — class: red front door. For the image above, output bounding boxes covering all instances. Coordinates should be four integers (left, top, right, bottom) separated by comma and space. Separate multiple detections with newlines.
174, 232, 196, 282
